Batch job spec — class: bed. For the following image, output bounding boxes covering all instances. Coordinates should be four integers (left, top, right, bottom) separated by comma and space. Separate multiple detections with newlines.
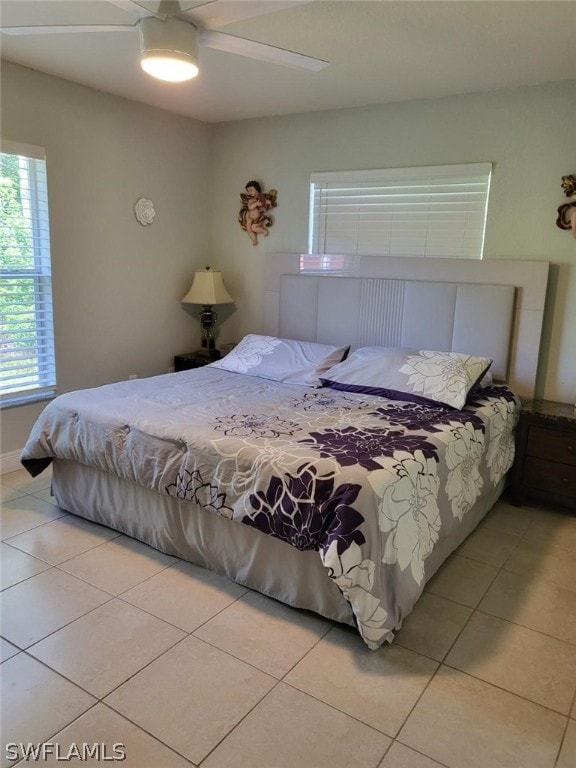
21, 255, 550, 649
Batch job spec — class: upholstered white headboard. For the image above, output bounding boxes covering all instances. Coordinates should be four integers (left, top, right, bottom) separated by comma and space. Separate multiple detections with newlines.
278, 275, 514, 381
263, 254, 550, 400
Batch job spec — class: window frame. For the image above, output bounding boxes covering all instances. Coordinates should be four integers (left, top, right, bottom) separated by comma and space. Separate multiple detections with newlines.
1, 140, 56, 408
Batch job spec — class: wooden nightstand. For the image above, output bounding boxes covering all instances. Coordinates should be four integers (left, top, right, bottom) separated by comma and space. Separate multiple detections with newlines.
510, 399, 576, 511
174, 351, 220, 372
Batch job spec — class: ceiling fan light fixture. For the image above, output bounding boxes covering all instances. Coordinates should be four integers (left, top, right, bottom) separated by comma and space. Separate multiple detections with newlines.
139, 16, 199, 82
141, 52, 198, 81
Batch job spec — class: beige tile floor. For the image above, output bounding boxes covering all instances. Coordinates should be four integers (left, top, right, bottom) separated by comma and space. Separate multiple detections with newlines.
1, 466, 575, 768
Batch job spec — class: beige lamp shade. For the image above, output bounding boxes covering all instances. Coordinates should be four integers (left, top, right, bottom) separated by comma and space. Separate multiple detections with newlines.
181, 266, 234, 305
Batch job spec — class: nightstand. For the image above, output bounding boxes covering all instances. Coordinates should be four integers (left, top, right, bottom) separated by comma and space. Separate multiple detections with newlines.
174, 351, 220, 372
510, 399, 576, 511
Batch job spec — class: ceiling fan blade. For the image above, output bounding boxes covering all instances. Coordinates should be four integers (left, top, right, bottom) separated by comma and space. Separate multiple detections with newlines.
178, 1, 219, 12
200, 30, 328, 71
127, 0, 212, 21
127, 0, 166, 18
0, 24, 136, 36
190, 1, 312, 30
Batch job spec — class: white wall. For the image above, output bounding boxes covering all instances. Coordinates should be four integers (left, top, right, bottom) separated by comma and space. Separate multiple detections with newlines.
1, 61, 211, 453
210, 80, 576, 404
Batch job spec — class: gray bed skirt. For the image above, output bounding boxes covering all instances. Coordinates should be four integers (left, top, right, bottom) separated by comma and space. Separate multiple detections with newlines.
51, 458, 504, 638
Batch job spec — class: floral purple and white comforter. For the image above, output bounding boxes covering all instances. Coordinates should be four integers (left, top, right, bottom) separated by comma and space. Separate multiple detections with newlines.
21, 367, 520, 649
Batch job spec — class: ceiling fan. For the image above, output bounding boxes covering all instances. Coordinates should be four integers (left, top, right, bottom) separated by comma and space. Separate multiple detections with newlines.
0, 0, 329, 82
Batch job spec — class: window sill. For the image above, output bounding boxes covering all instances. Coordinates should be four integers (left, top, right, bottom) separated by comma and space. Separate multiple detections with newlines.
0, 390, 57, 410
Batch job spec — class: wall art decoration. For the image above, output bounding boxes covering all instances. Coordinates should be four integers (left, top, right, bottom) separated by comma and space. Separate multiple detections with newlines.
134, 197, 156, 226
556, 175, 576, 239
239, 180, 278, 246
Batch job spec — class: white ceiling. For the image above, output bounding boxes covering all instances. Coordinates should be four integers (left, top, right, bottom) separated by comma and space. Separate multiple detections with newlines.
1, 0, 575, 124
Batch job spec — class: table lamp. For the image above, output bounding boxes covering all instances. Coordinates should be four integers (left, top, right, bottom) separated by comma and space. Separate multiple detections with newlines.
181, 266, 234, 360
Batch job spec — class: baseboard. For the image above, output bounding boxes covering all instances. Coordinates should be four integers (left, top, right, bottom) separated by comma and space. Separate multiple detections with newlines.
1, 449, 23, 475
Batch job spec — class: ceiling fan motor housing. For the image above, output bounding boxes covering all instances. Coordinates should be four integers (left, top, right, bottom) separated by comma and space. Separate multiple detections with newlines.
139, 16, 199, 80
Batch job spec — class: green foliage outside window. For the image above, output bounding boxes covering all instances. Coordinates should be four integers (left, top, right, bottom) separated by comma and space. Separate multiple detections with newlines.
1, 152, 34, 267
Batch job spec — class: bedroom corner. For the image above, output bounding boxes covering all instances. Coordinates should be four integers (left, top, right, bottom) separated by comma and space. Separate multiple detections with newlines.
0, 61, 211, 459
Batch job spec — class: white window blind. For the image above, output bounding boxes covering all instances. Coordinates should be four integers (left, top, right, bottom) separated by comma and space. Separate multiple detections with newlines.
1, 140, 56, 405
309, 163, 492, 259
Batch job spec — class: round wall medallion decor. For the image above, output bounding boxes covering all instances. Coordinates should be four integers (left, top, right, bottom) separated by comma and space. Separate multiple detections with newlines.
134, 197, 156, 226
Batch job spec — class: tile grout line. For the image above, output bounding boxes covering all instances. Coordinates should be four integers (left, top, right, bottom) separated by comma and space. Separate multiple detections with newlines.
439, 658, 574, 719
14, 589, 118, 653
385, 738, 452, 768
114, 575, 250, 634
96, 701, 197, 767
0, 508, 70, 542
473, 605, 576, 648
553, 714, 572, 768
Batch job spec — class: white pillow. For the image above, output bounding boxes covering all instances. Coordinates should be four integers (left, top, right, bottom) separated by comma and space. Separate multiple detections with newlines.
210, 334, 349, 387
321, 347, 492, 409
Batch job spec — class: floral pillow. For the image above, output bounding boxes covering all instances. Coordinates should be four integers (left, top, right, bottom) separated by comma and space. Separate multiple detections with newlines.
210, 334, 349, 387
321, 347, 492, 410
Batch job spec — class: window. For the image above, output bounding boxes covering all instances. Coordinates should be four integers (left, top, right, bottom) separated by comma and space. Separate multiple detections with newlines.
0, 141, 56, 406
309, 163, 492, 261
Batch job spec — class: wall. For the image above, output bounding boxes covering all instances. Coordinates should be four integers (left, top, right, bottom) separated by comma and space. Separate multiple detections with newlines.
210, 79, 576, 405
1, 61, 211, 453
